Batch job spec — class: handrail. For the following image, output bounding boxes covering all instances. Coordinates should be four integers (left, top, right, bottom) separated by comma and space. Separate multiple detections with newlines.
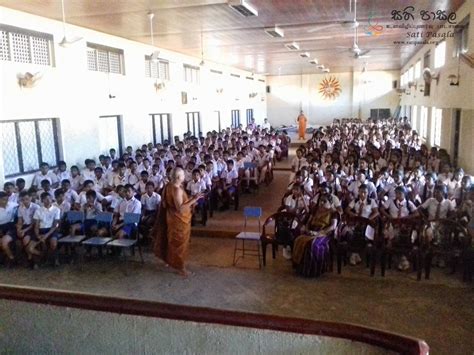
0, 284, 428, 354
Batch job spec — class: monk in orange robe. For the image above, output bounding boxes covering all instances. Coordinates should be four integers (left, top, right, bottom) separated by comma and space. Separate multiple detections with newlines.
297, 110, 307, 140
153, 167, 203, 277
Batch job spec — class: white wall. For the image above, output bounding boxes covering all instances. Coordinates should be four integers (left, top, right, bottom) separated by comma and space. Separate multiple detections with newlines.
266, 70, 400, 127
399, 1, 474, 173
0, 7, 267, 185
0, 299, 396, 355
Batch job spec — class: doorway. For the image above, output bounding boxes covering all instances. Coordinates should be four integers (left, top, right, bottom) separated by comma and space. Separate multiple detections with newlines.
231, 109, 240, 128
98, 115, 123, 156
150, 113, 172, 144
186, 112, 201, 137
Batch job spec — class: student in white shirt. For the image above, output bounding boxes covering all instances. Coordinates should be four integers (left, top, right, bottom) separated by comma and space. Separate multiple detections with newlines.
81, 159, 96, 181
290, 148, 308, 182
261, 118, 271, 131
344, 184, 379, 264
93, 167, 109, 194
418, 184, 455, 246
0, 191, 18, 264
59, 180, 80, 206
70, 190, 103, 238
283, 184, 310, 215
37, 180, 55, 203
76, 180, 105, 207
140, 182, 161, 234
3, 181, 18, 204
218, 160, 239, 210
55, 161, 71, 184
112, 184, 142, 239
33, 192, 61, 266
16, 191, 40, 263
69, 165, 83, 192
31, 162, 59, 189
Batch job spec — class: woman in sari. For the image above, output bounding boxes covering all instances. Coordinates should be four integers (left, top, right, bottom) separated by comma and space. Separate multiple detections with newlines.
292, 194, 338, 277
153, 167, 203, 277
297, 110, 307, 140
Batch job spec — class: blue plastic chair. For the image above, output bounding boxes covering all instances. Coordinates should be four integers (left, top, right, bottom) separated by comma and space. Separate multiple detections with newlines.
233, 207, 263, 268
59, 211, 86, 243
107, 213, 144, 263
82, 212, 114, 257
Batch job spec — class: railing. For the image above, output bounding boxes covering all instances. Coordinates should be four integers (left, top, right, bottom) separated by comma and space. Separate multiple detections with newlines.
0, 284, 428, 354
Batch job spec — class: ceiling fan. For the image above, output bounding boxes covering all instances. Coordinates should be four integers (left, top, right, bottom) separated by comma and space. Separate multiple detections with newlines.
335, 0, 371, 59
147, 12, 160, 62
58, 0, 82, 47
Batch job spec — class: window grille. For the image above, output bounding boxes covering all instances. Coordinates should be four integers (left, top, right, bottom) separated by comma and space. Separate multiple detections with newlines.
86, 42, 124, 74
1, 118, 60, 177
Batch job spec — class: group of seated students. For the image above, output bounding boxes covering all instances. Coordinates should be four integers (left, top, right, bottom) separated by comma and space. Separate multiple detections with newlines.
280, 117, 473, 273
0, 123, 290, 268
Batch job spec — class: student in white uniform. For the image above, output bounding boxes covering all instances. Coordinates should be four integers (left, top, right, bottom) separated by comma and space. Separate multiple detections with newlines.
33, 192, 61, 267
0, 191, 18, 264
112, 184, 142, 240
141, 181, 161, 233
31, 162, 59, 189
16, 191, 40, 264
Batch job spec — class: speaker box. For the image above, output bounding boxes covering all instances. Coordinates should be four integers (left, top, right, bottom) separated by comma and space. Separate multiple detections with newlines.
266, 85, 271, 93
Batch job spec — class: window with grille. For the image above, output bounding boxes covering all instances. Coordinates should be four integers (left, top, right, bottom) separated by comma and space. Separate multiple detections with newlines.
184, 64, 200, 84
431, 108, 442, 147
1, 118, 60, 178
0, 24, 53, 66
86, 42, 125, 74
145, 56, 170, 80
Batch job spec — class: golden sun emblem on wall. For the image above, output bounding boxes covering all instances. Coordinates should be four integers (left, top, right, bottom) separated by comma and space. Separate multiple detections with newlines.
318, 76, 342, 100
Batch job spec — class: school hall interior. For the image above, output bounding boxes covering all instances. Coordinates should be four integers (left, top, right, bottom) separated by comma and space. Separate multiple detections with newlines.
0, 0, 473, 354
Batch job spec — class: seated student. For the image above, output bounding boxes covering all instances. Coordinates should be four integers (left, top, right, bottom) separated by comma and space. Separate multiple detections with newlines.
69, 165, 83, 192
283, 183, 310, 215
70, 190, 103, 238
55, 160, 70, 184
380, 186, 417, 270
82, 159, 96, 181
447, 168, 464, 199
4, 181, 18, 204
217, 160, 239, 210
140, 182, 161, 236
53, 189, 71, 232
16, 178, 26, 195
311, 182, 343, 215
199, 164, 212, 191
256, 145, 271, 184
111, 163, 128, 188
187, 168, 208, 215
453, 175, 472, 207
417, 184, 455, 248
16, 191, 40, 265
126, 161, 140, 187
348, 170, 377, 200
37, 179, 55, 202
343, 184, 379, 265
31, 162, 59, 189
149, 164, 165, 192
0, 191, 19, 265
59, 179, 80, 206
32, 192, 61, 267
93, 167, 109, 194
76, 180, 105, 208
112, 184, 142, 239
137, 171, 151, 195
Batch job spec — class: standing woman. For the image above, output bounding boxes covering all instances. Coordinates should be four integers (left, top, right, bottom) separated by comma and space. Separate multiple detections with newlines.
297, 110, 307, 140
153, 167, 203, 277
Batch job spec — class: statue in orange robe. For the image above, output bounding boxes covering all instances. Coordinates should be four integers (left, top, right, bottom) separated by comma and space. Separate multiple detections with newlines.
297, 110, 307, 140
153, 168, 202, 277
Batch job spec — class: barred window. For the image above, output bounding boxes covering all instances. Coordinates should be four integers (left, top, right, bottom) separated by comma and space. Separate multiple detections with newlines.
184, 64, 200, 84
0, 24, 54, 66
1, 118, 60, 178
86, 42, 125, 74
145, 56, 170, 80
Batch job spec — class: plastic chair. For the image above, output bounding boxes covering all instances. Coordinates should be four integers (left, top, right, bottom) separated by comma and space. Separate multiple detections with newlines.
82, 212, 113, 257
107, 213, 144, 263
233, 207, 263, 268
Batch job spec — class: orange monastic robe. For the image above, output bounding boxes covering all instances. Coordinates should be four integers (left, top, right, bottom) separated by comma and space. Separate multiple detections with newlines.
297, 113, 307, 139
153, 184, 192, 270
